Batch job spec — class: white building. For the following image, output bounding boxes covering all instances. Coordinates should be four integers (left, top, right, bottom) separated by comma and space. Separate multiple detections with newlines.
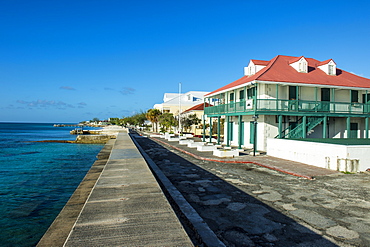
204, 55, 370, 172
153, 91, 210, 115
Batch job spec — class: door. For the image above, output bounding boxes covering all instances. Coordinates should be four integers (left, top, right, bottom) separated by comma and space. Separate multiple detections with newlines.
321, 88, 330, 111
350, 123, 358, 138
250, 121, 255, 144
240, 122, 244, 145
289, 86, 298, 100
228, 122, 234, 141
289, 86, 298, 110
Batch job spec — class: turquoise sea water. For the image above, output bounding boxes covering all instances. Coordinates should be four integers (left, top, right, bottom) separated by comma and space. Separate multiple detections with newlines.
0, 123, 103, 247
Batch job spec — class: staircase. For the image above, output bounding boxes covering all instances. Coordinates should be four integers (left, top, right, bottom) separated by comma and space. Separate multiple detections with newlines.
277, 116, 324, 139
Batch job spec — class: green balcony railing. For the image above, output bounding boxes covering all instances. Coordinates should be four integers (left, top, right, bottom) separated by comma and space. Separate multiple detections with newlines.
204, 99, 370, 115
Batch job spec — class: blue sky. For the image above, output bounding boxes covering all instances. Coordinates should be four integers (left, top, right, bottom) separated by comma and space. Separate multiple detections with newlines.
1, 0, 370, 123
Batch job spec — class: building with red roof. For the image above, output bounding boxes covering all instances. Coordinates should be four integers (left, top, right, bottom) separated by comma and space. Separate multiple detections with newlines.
180, 103, 212, 136
204, 55, 370, 161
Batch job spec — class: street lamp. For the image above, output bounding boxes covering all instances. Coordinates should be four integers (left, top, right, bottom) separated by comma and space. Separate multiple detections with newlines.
252, 115, 258, 156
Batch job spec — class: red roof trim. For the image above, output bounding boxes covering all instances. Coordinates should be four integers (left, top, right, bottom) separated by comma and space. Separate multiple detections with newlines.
288, 56, 305, 64
318, 59, 335, 66
182, 102, 211, 113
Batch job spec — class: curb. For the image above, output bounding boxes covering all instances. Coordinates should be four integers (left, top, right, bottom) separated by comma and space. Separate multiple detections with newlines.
152, 137, 314, 180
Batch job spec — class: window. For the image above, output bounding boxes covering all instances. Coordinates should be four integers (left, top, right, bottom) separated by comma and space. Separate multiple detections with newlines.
351, 90, 359, 103
299, 61, 307, 73
362, 94, 370, 103
328, 65, 334, 75
247, 87, 256, 99
229, 92, 234, 102
239, 90, 245, 100
321, 88, 330, 101
249, 66, 254, 75
289, 86, 298, 100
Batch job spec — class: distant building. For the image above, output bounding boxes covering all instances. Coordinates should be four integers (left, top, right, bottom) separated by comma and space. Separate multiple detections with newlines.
153, 91, 210, 115
180, 102, 212, 136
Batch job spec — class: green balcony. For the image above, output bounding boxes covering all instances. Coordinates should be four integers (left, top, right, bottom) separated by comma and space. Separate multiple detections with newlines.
204, 99, 370, 116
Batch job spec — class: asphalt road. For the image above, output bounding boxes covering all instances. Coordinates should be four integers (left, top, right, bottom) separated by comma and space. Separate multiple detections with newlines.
134, 135, 370, 247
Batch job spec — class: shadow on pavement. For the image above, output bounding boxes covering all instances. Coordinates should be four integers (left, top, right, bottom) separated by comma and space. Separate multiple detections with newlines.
133, 135, 339, 247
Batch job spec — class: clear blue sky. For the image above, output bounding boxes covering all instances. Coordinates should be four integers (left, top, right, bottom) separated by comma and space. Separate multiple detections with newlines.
1, 0, 369, 123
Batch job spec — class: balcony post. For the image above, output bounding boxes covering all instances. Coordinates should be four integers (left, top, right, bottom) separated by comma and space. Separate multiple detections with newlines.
244, 86, 247, 112
276, 84, 279, 111
366, 91, 368, 114
302, 116, 307, 138
332, 88, 335, 112
234, 89, 236, 113
253, 83, 258, 114
217, 116, 221, 145
278, 115, 283, 138
315, 87, 318, 112
323, 116, 328, 138
347, 117, 351, 138
209, 117, 212, 143
238, 115, 242, 149
226, 116, 230, 147
226, 92, 229, 113
366, 117, 369, 139
202, 115, 206, 142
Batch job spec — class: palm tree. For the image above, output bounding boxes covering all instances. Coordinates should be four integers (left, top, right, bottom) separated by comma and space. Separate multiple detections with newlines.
146, 109, 161, 133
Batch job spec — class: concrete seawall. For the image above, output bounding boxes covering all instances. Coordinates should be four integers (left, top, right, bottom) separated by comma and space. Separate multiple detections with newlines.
37, 130, 192, 246
37, 139, 115, 246
74, 134, 116, 144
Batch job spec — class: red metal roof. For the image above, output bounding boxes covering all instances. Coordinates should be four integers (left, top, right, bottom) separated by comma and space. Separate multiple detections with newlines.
288, 55, 305, 64
206, 55, 370, 96
182, 103, 211, 113
251, 59, 269, 66
318, 58, 335, 66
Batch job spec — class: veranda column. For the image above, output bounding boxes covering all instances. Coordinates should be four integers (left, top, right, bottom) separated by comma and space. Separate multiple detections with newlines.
278, 115, 283, 138
302, 116, 307, 138
347, 117, 351, 138
238, 115, 242, 149
226, 116, 230, 147
209, 117, 212, 143
202, 115, 206, 142
217, 116, 221, 145
366, 117, 369, 138
323, 116, 328, 138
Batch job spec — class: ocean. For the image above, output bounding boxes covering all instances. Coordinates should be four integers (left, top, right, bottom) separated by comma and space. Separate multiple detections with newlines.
0, 123, 104, 247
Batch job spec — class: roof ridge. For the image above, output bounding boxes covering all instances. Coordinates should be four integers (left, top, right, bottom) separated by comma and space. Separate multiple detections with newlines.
317, 59, 334, 66
288, 55, 305, 64
254, 55, 281, 80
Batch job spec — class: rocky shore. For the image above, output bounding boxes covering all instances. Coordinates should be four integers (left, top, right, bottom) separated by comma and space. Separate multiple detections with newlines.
34, 126, 126, 144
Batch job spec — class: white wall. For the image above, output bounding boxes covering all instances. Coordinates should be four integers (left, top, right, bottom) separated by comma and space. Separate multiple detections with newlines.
335, 89, 349, 102
267, 138, 370, 172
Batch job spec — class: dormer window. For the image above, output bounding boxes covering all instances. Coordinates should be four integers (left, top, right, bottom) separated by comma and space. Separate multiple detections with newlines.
299, 60, 307, 73
249, 66, 254, 76
290, 56, 308, 73
244, 59, 268, 76
318, 59, 336, 75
